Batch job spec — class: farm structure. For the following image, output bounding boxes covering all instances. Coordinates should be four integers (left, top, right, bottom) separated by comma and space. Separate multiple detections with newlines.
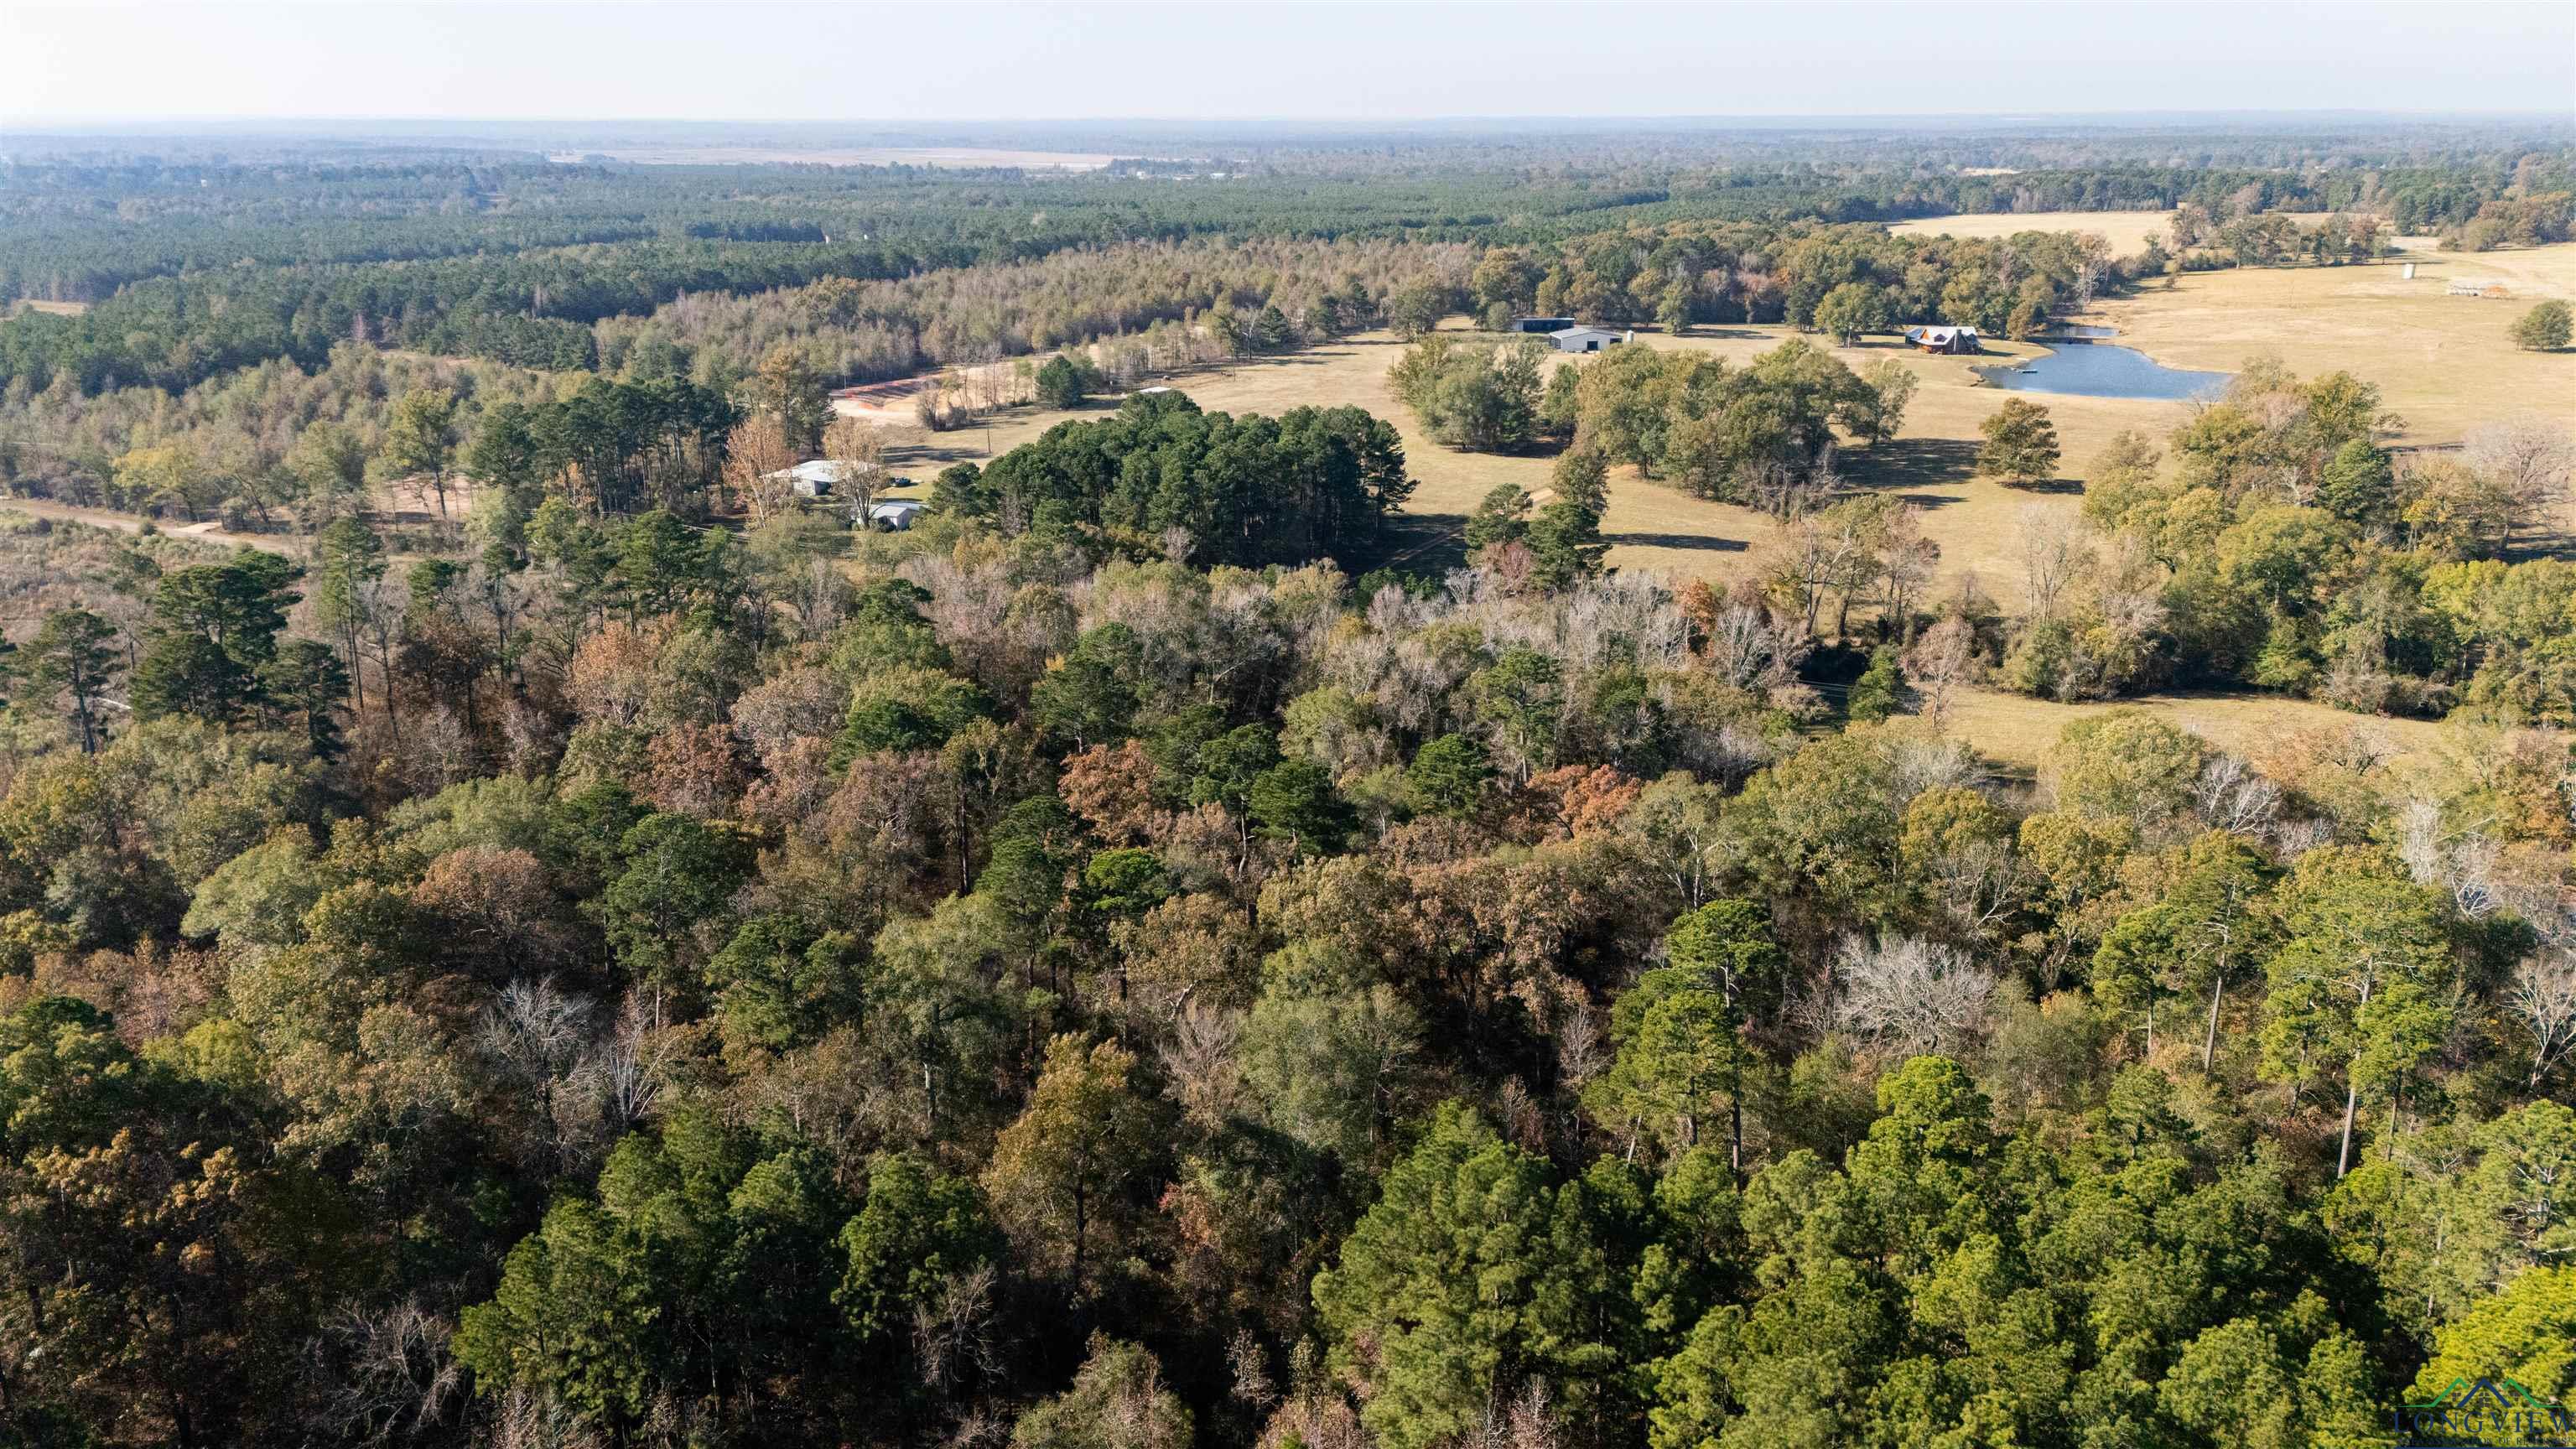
2446, 279, 2512, 299
766, 459, 888, 499
1904, 325, 1983, 354
1508, 316, 1577, 334
1546, 326, 1631, 353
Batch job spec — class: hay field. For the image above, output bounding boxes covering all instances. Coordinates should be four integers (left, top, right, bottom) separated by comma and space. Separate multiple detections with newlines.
1940, 684, 2454, 775
1890, 210, 2178, 256
2094, 246, 2576, 446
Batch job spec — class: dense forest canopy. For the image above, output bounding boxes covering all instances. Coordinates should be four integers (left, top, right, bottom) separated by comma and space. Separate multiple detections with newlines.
0, 115, 2568, 1449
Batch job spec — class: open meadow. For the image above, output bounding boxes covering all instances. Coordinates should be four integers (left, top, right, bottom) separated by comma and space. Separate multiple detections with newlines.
1940, 683, 2459, 774
2096, 242, 2576, 445
1891, 209, 2180, 255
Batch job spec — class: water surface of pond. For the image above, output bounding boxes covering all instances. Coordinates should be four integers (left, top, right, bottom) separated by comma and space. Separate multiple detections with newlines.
1976, 339, 2231, 401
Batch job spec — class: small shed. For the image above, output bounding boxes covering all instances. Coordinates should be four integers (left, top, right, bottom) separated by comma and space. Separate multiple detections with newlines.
867, 500, 926, 532
1509, 316, 1577, 334
1548, 327, 1630, 353
1903, 325, 1982, 355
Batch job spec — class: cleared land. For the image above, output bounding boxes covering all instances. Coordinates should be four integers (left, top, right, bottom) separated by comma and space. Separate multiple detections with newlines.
2096, 244, 2576, 446
1891, 210, 2179, 256
1941, 684, 2454, 776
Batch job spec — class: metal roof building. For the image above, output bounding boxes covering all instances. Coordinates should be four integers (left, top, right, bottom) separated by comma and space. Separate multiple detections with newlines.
1903, 325, 1982, 355
1547, 327, 1632, 353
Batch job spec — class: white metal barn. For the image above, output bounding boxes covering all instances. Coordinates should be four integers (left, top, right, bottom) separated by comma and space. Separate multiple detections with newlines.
1547, 326, 1632, 353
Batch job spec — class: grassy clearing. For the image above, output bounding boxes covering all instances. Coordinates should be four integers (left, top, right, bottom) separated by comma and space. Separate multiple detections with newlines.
1890, 210, 2178, 256
1940, 684, 2456, 776
2096, 244, 2576, 447
8, 299, 89, 317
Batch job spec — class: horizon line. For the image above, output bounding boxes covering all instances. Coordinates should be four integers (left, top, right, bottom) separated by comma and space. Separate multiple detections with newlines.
9, 106, 2574, 129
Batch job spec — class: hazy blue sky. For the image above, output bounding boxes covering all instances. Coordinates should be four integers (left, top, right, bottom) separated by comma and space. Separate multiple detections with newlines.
9, 1, 2573, 122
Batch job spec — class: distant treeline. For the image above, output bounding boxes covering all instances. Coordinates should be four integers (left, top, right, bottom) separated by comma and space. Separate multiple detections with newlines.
3, 136, 2569, 398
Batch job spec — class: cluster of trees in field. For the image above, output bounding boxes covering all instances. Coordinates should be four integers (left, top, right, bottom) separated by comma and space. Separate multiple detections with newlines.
1457, 221, 2149, 339
1940, 362, 2576, 724
2166, 207, 2397, 269
1467, 337, 1914, 516
0, 429, 2569, 1444
933, 390, 1413, 567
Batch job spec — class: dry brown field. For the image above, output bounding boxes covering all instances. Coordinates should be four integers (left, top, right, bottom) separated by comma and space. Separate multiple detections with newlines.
2096, 243, 2576, 446
1940, 684, 2456, 775
906, 237, 2576, 602
1889, 210, 2179, 256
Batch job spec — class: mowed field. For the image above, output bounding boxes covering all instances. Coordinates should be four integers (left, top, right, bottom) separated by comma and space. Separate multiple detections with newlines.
2096, 243, 2576, 445
1890, 209, 2180, 256
1941, 684, 2456, 776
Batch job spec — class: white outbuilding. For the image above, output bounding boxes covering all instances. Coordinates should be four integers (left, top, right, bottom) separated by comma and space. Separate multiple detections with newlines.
867, 499, 927, 532
766, 459, 886, 499
1546, 326, 1631, 353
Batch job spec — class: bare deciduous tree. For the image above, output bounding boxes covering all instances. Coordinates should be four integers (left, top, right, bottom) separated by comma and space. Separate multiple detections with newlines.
823, 414, 886, 527
313, 1299, 464, 1446
2506, 952, 2576, 1090
913, 1265, 1002, 1397
2397, 796, 2502, 920
721, 418, 799, 525
2190, 754, 2284, 838
2461, 415, 2575, 543
1830, 934, 1997, 1058
1903, 615, 1980, 732
2015, 504, 2092, 622
571, 992, 680, 1135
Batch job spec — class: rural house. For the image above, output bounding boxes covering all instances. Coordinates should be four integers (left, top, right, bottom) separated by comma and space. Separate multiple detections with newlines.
1547, 326, 1631, 353
765, 459, 884, 499
867, 499, 926, 531
1509, 315, 1577, 334
1903, 325, 1981, 354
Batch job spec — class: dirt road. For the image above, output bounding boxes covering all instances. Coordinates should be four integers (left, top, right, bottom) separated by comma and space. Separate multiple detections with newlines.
0, 497, 299, 553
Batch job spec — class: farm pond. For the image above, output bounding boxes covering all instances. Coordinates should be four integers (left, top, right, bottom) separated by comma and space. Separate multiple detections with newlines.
1975, 331, 2232, 401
